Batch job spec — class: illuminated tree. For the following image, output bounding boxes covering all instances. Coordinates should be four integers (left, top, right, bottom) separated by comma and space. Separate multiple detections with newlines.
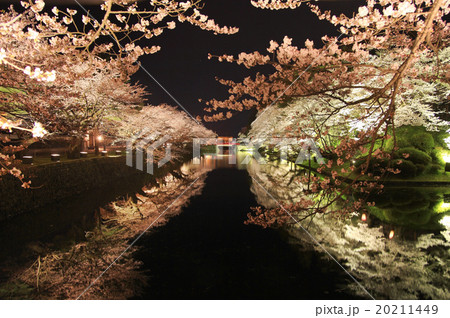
207, 0, 448, 123
116, 104, 216, 162
3, 0, 238, 79
1, 0, 237, 181
205, 0, 449, 220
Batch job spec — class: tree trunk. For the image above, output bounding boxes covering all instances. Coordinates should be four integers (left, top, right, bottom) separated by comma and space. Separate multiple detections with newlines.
93, 129, 100, 155
67, 136, 82, 159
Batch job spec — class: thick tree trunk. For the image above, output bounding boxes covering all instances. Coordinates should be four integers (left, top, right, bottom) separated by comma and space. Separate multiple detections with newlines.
93, 129, 100, 155
95, 141, 100, 156
67, 136, 83, 159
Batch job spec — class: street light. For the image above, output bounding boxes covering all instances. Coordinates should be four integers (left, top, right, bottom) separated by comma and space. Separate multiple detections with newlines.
97, 135, 106, 151
94, 134, 104, 155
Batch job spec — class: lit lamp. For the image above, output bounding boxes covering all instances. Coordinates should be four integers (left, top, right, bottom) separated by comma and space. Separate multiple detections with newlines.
80, 151, 88, 158
389, 230, 395, 239
22, 155, 33, 164
51, 154, 60, 162
101, 150, 108, 157
97, 135, 107, 151
96, 134, 107, 152
115, 150, 122, 155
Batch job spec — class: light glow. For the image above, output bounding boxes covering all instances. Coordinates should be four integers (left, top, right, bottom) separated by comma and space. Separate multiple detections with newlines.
436, 201, 450, 213
31, 122, 47, 138
442, 151, 450, 163
439, 216, 450, 229
444, 131, 450, 149
389, 230, 395, 239
361, 213, 367, 222
237, 146, 255, 153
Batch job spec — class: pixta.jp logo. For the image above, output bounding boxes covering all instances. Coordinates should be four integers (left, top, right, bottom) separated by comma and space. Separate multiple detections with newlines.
126, 130, 171, 175
193, 137, 324, 165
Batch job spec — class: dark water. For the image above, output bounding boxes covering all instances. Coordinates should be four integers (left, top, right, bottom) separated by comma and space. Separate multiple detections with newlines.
0, 174, 151, 262
134, 168, 355, 299
1, 154, 447, 299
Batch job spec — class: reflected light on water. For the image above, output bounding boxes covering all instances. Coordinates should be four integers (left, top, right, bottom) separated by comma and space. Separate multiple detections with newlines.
185, 152, 257, 171
245, 156, 450, 299
389, 230, 395, 239
436, 201, 450, 213
440, 216, 450, 229
441, 151, 450, 163
440, 202, 450, 209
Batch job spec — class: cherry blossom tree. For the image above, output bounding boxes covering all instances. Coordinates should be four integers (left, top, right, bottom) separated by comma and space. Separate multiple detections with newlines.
1, 0, 237, 182
115, 104, 216, 163
1, 0, 239, 132
0, 9, 145, 157
207, 0, 448, 124
204, 0, 449, 220
5, 0, 238, 79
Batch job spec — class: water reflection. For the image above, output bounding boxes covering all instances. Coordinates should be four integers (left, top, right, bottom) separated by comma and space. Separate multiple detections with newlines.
245, 158, 450, 299
0, 174, 150, 259
364, 188, 450, 231
188, 152, 256, 170
1, 152, 448, 299
0, 162, 210, 299
134, 159, 356, 299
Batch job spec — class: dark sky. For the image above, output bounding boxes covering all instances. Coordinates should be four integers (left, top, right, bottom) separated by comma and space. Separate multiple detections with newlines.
2, 0, 364, 136
134, 0, 364, 136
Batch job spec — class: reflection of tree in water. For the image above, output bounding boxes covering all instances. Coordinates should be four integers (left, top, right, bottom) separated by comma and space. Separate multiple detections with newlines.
247, 160, 307, 208
364, 188, 450, 230
0, 165, 210, 300
247, 161, 450, 299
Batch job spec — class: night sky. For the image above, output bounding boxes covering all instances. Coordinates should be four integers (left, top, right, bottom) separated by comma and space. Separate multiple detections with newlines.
3, 0, 364, 136
134, 0, 364, 136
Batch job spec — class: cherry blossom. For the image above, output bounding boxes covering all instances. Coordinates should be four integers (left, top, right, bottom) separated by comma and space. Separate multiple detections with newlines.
0, 0, 238, 184
204, 0, 449, 220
